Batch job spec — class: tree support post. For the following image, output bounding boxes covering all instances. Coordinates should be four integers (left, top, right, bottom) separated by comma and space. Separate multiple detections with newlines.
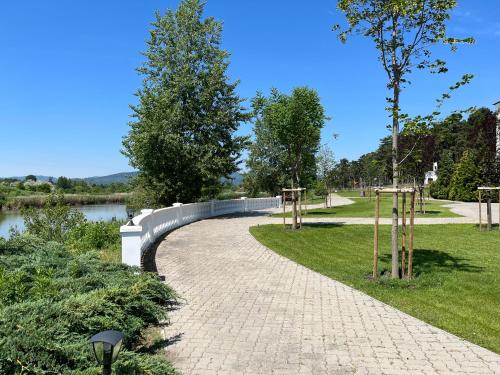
408, 191, 415, 279
391, 190, 399, 279
292, 191, 298, 230
298, 190, 303, 229
304, 189, 308, 215
401, 192, 406, 279
282, 191, 286, 229
487, 198, 492, 231
373, 191, 380, 278
478, 191, 482, 231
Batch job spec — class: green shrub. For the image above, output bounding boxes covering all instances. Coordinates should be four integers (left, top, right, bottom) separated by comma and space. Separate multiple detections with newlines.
448, 150, 482, 202
22, 192, 86, 242
430, 150, 455, 200
0, 235, 179, 374
67, 221, 120, 254
36, 183, 53, 193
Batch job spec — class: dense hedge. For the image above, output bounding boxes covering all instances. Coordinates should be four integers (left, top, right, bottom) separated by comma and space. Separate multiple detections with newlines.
0, 234, 179, 374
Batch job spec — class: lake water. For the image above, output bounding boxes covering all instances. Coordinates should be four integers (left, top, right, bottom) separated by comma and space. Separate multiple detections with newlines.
0, 204, 128, 239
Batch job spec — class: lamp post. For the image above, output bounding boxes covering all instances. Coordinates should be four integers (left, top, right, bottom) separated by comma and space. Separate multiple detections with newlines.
89, 330, 124, 375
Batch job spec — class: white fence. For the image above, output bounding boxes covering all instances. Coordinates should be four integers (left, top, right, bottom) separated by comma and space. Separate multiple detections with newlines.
120, 196, 281, 267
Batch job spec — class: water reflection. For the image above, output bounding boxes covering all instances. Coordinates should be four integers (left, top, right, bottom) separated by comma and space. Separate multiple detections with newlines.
0, 204, 128, 239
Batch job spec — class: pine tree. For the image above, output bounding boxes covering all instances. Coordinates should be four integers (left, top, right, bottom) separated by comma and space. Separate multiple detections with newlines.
448, 150, 482, 202
122, 0, 249, 206
430, 150, 455, 199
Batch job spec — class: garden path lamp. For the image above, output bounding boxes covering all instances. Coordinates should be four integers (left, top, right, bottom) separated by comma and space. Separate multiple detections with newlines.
89, 330, 124, 375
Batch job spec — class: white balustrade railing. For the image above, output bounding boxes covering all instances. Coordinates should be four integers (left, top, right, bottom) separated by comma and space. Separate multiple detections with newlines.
120, 196, 281, 267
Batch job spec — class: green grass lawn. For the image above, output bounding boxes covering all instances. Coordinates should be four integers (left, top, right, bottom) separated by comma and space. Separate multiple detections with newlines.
250, 224, 500, 353
333, 190, 360, 198
279, 195, 459, 218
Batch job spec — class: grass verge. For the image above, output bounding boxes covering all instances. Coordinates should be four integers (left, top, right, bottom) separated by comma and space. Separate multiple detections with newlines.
250, 223, 500, 353
277, 195, 459, 218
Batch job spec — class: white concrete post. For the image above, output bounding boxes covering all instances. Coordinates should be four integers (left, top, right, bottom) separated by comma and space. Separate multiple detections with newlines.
173, 203, 183, 226
276, 195, 282, 208
240, 197, 248, 212
120, 225, 143, 267
210, 200, 215, 216
141, 209, 154, 241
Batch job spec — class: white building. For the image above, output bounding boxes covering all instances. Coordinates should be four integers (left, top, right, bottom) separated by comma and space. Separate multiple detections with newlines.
424, 162, 438, 186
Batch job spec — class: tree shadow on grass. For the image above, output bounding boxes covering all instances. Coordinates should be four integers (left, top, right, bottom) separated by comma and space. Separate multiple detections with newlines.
414, 210, 442, 215
304, 210, 338, 215
301, 223, 345, 228
381, 248, 484, 276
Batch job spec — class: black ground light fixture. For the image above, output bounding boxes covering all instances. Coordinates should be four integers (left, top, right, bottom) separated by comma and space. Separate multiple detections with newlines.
89, 330, 124, 375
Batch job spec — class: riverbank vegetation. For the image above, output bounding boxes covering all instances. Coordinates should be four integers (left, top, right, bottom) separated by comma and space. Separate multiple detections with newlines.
0, 175, 133, 210
2, 192, 132, 211
0, 192, 179, 373
250, 224, 500, 354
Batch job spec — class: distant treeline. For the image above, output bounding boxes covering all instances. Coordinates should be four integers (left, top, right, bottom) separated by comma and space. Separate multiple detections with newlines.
330, 107, 498, 201
2, 193, 132, 210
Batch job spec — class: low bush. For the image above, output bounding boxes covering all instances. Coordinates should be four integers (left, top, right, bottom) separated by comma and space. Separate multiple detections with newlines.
0, 234, 179, 374
67, 221, 120, 253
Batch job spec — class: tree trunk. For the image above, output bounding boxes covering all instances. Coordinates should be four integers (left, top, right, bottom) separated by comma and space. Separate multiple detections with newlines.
292, 191, 298, 230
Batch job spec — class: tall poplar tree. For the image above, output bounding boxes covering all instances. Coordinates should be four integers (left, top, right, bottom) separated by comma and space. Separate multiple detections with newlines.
335, 0, 472, 278
123, 0, 249, 207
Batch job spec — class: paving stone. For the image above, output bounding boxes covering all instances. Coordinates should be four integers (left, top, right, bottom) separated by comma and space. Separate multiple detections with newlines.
157, 211, 500, 374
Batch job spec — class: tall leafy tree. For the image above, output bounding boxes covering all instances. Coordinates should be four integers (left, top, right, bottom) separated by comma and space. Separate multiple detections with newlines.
316, 144, 336, 185
244, 91, 290, 196
122, 0, 249, 206
316, 144, 336, 205
464, 108, 498, 185
335, 0, 472, 278
246, 87, 327, 193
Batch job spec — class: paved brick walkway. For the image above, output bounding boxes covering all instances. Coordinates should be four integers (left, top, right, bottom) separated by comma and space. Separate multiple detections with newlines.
157, 212, 500, 375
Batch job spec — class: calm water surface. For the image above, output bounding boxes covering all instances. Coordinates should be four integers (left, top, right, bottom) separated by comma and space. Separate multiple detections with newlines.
0, 204, 127, 239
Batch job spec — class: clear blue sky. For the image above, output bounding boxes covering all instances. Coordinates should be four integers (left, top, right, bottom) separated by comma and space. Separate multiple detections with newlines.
0, 0, 499, 177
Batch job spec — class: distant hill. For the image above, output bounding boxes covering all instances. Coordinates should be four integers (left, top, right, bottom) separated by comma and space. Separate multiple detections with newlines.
3, 171, 243, 186
5, 175, 54, 182
3, 172, 138, 186
82, 172, 138, 186
222, 172, 243, 186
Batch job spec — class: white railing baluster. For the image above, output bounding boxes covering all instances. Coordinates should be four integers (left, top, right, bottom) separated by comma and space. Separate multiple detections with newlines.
120, 196, 280, 267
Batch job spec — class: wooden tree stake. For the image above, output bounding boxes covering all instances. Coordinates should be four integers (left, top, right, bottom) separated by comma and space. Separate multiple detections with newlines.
292, 191, 297, 230
299, 190, 302, 229
478, 191, 482, 231
373, 191, 380, 278
401, 192, 406, 279
282, 191, 286, 228
408, 191, 415, 279
487, 198, 492, 231
304, 190, 308, 215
